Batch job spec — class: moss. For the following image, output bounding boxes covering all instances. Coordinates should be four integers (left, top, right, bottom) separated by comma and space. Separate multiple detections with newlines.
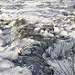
14, 19, 27, 26
41, 25, 54, 31
14, 19, 21, 26
14, 19, 55, 45
70, 13, 75, 16
20, 19, 27, 25
67, 15, 75, 22
71, 27, 75, 31
71, 18, 75, 22
0, 8, 2, 14
0, 10, 1, 14
14, 19, 36, 39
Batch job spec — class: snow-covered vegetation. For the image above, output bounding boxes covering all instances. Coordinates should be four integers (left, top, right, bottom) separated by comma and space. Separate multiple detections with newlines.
0, 0, 75, 75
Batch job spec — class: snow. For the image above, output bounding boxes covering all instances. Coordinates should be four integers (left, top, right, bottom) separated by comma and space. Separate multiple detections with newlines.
54, 27, 60, 34
0, 30, 2, 34
60, 30, 68, 36
43, 30, 54, 38
0, 0, 75, 75
0, 66, 32, 75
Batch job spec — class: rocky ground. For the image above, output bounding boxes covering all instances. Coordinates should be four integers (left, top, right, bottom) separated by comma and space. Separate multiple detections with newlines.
0, 0, 75, 75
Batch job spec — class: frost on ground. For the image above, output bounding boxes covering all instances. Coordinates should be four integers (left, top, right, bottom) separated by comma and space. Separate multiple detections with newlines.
0, 0, 75, 75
